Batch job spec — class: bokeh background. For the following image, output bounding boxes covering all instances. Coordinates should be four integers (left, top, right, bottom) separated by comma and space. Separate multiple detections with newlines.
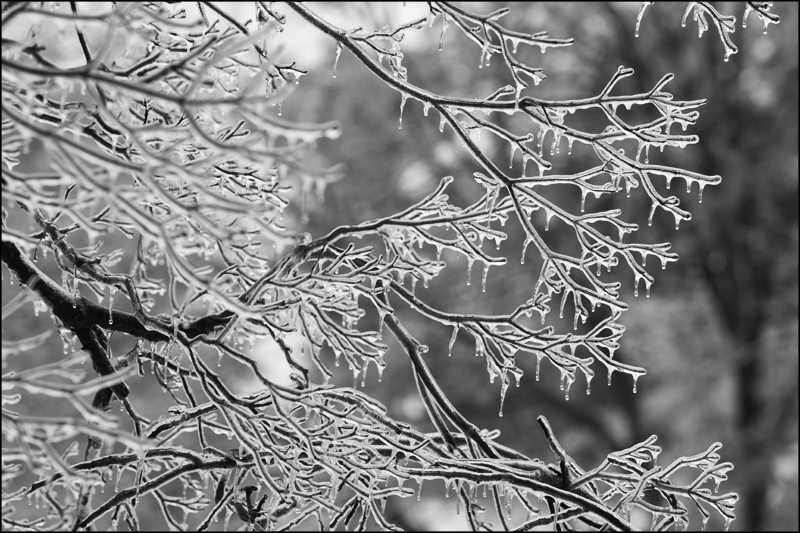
2, 2, 797, 531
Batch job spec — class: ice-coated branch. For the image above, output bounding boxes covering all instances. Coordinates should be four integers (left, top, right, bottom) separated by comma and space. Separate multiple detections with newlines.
636, 1, 781, 62
1, 1, 762, 531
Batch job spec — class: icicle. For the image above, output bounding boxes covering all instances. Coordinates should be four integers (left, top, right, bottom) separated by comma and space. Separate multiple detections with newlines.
438, 113, 446, 133
535, 355, 542, 381
648, 202, 657, 226
438, 15, 449, 51
536, 124, 547, 148
465, 258, 474, 286
481, 264, 489, 293
375, 360, 386, 383
520, 238, 531, 264
498, 380, 508, 417
607, 368, 614, 386
108, 286, 115, 325
448, 326, 458, 357
544, 209, 552, 231
698, 183, 705, 204
398, 93, 408, 130
632, 374, 640, 394
521, 154, 530, 176
550, 129, 562, 155
567, 137, 574, 155
586, 375, 592, 395
423, 101, 431, 117
508, 144, 517, 169
332, 43, 342, 78
131, 449, 147, 509
580, 190, 587, 213
504, 484, 513, 519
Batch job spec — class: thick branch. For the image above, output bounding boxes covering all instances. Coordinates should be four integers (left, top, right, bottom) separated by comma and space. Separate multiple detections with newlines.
1, 240, 233, 343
